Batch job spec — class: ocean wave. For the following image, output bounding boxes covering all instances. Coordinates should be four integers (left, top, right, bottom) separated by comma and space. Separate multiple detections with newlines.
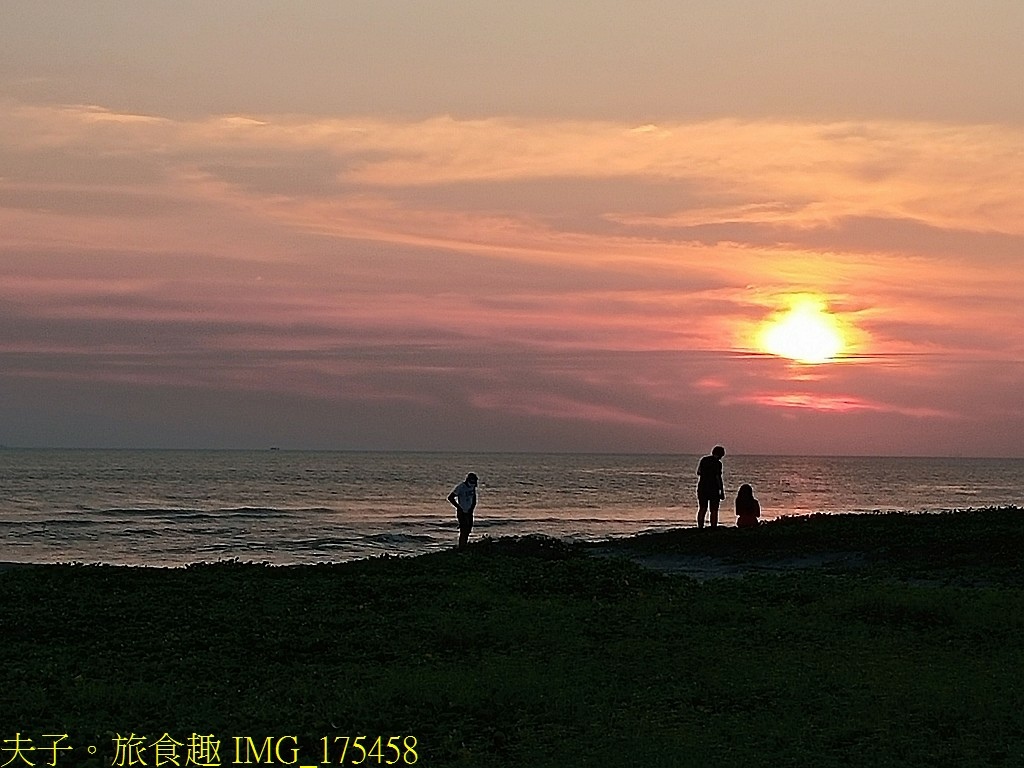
60, 506, 315, 520
287, 533, 440, 549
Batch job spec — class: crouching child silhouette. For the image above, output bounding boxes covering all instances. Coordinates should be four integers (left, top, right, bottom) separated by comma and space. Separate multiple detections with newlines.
735, 483, 761, 528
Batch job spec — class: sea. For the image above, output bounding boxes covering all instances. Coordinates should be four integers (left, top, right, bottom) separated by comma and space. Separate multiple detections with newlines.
1, 450, 1021, 566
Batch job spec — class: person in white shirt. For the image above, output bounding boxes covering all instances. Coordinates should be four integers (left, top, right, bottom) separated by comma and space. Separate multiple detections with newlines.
447, 472, 478, 550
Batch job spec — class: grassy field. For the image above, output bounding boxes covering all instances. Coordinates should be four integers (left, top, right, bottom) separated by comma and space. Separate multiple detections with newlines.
2, 508, 1023, 767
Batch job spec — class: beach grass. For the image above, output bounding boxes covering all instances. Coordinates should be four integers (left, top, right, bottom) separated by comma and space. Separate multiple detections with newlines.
2, 508, 1023, 767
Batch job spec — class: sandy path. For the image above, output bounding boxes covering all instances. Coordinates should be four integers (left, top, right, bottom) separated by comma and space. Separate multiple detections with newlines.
590, 548, 868, 580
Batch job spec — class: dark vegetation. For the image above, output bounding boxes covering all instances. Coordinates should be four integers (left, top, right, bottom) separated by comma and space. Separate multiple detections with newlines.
605, 506, 1024, 585
2, 508, 1023, 767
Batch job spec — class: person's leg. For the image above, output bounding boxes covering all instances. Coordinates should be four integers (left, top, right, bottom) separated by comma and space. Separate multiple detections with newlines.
709, 497, 721, 528
458, 511, 473, 549
697, 496, 708, 529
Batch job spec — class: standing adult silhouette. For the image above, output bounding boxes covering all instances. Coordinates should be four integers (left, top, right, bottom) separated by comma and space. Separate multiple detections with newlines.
695, 446, 726, 528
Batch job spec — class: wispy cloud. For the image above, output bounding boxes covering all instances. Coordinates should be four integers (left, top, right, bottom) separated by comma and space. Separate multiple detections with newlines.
729, 392, 957, 419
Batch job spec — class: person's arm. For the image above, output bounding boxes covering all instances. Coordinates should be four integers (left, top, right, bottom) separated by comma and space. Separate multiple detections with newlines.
447, 488, 459, 509
718, 469, 725, 499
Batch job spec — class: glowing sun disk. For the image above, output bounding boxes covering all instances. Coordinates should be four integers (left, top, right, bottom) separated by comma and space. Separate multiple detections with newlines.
759, 300, 846, 364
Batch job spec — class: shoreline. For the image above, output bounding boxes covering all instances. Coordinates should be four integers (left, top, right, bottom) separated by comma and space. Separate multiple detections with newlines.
3, 505, 1021, 578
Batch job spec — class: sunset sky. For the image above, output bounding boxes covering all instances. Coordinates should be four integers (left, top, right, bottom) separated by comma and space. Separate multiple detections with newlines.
2, 1, 1023, 455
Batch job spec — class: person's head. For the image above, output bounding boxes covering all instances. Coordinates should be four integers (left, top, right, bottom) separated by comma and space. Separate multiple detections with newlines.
712, 445, 725, 458
466, 472, 478, 486
737, 483, 753, 499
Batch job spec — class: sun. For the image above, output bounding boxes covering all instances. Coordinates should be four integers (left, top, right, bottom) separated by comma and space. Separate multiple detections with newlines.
758, 296, 847, 364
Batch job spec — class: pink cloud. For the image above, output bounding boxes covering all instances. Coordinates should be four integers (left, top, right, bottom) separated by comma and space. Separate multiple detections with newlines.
471, 391, 661, 427
729, 392, 957, 419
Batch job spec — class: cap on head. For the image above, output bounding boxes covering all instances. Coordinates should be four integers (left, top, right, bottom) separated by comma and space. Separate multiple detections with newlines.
466, 472, 478, 484
712, 445, 725, 458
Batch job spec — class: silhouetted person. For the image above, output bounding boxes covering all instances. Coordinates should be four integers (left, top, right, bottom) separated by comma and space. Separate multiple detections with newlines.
447, 472, 478, 550
696, 446, 726, 528
735, 483, 761, 528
